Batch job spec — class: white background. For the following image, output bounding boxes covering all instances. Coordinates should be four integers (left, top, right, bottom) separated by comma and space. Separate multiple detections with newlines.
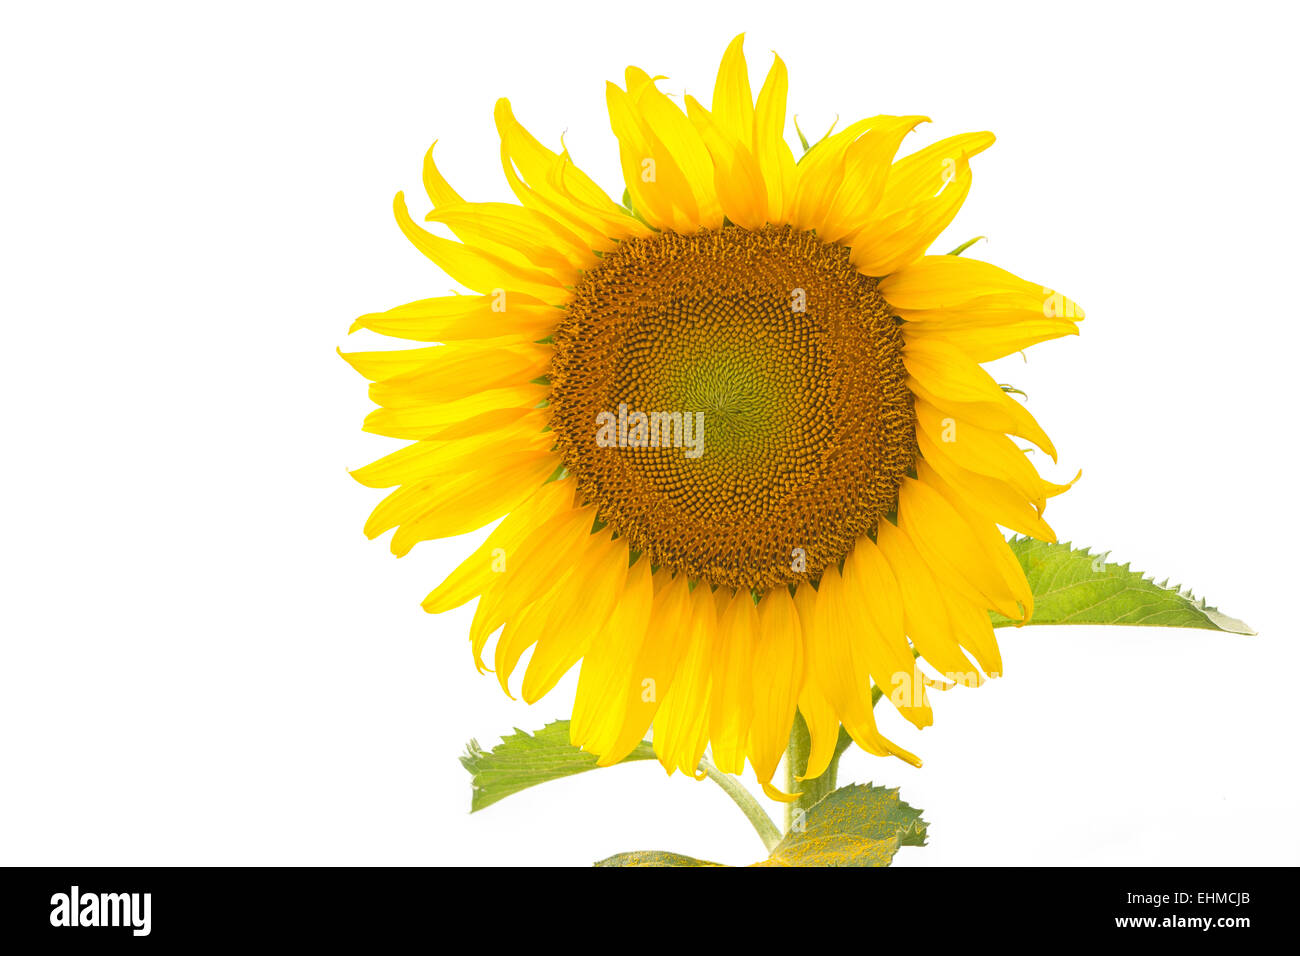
3, 0, 1297, 866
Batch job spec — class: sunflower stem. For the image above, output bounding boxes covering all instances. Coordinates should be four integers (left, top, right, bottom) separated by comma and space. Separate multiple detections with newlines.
784, 714, 856, 833
698, 757, 782, 853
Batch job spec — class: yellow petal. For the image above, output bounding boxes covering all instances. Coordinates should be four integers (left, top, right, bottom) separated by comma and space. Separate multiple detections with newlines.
751, 53, 796, 222
351, 414, 550, 489
370, 450, 559, 557
418, 406, 540, 442
338, 343, 443, 382
887, 254, 1084, 361
361, 383, 546, 441
493, 99, 624, 215
792, 582, 840, 779
422, 146, 584, 274
493, 99, 647, 248
843, 538, 932, 728
625, 67, 723, 228
786, 116, 876, 229
904, 337, 1058, 459
904, 315, 1078, 363
652, 583, 717, 777
522, 531, 631, 702
918, 462, 1034, 621
709, 588, 756, 775
361, 340, 552, 408
421, 142, 463, 208
493, 572, 568, 695
685, 95, 768, 230
425, 202, 593, 273
913, 397, 1073, 508
468, 503, 596, 662
812, 566, 921, 767
349, 292, 560, 343
849, 153, 972, 276
880, 254, 1059, 311
918, 426, 1060, 540
549, 149, 654, 241
816, 116, 929, 242
597, 572, 695, 765
874, 131, 996, 220
711, 34, 755, 146
759, 780, 802, 803
874, 520, 981, 682
941, 580, 1004, 677
392, 193, 571, 305
747, 588, 803, 789
606, 81, 699, 231
570, 556, 655, 748
898, 474, 1024, 621
421, 478, 574, 614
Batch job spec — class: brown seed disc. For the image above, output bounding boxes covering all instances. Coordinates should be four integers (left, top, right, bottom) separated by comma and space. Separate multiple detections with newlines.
547, 224, 916, 591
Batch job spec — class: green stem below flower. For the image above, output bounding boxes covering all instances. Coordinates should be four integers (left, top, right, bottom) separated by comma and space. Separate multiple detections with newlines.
702, 686, 884, 849
784, 713, 849, 832
784, 686, 882, 832
699, 756, 782, 853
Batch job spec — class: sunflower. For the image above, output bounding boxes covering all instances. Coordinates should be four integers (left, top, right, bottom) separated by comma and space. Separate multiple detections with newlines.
344, 34, 1081, 799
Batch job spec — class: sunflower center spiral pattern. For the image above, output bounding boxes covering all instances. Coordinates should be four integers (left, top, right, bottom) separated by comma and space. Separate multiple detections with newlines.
548, 224, 918, 590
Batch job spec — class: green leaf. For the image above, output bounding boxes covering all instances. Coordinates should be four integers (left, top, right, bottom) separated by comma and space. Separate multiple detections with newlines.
599, 785, 927, 867
619, 188, 653, 229
461, 720, 655, 812
463, 723, 782, 852
793, 115, 811, 153
795, 115, 839, 164
946, 235, 986, 256
996, 538, 1254, 634
595, 850, 722, 867
759, 784, 928, 867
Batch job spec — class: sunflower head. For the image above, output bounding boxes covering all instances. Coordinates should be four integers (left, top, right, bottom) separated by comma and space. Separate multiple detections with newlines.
549, 223, 917, 592
345, 34, 1082, 799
